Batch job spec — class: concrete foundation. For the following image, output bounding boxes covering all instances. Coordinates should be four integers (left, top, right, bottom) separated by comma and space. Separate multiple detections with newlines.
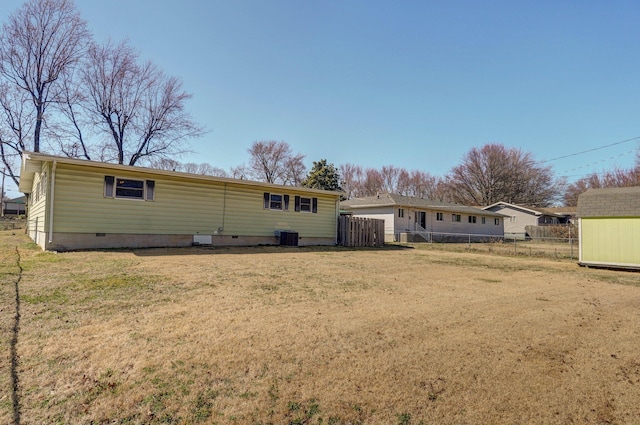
31, 231, 336, 251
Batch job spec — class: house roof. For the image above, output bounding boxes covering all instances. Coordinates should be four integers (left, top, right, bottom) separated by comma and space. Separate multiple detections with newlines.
7, 196, 26, 204
576, 186, 640, 218
341, 193, 505, 217
483, 201, 571, 218
19, 152, 343, 197
536, 206, 576, 216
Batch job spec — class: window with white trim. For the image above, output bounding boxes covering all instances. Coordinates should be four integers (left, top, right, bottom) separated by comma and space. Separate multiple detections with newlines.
481, 216, 486, 224
398, 208, 405, 218
468, 215, 477, 224
104, 176, 155, 201
452, 214, 461, 222
294, 195, 317, 213
263, 193, 289, 210
436, 212, 444, 221
495, 218, 501, 225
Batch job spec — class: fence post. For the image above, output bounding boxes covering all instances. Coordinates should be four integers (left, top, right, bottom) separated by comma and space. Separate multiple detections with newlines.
569, 236, 573, 260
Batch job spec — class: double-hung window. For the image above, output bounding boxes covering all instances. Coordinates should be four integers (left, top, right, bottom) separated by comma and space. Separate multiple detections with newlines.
294, 196, 318, 213
263, 193, 289, 210
104, 176, 154, 201
264, 193, 317, 213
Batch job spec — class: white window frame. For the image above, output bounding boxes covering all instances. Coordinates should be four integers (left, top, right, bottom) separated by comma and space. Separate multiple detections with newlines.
468, 215, 477, 224
300, 197, 312, 212
264, 192, 290, 211
398, 208, 405, 218
294, 195, 317, 213
104, 176, 155, 201
436, 212, 443, 221
495, 218, 501, 225
452, 214, 461, 222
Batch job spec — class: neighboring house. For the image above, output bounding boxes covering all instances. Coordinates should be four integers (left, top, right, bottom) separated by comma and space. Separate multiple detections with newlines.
19, 152, 342, 251
482, 201, 573, 239
340, 193, 505, 242
576, 186, 640, 270
2, 196, 26, 215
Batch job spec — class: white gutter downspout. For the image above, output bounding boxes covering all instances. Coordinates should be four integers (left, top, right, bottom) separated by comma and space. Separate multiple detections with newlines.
48, 161, 57, 245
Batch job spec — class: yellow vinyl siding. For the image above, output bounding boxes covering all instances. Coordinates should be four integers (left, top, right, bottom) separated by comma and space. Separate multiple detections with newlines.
581, 217, 640, 266
53, 164, 222, 234
51, 164, 338, 238
28, 163, 49, 232
211, 183, 337, 237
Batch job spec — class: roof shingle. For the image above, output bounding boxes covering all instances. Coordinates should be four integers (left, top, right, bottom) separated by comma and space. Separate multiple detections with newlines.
576, 186, 640, 217
341, 193, 505, 217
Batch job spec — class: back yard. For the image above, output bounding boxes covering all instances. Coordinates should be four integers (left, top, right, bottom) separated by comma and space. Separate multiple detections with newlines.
1, 230, 639, 424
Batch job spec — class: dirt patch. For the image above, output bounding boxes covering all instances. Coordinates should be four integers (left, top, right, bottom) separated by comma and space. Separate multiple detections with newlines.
2, 231, 640, 424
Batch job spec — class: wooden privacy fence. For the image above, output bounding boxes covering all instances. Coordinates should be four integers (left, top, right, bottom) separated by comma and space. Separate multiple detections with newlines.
338, 216, 385, 247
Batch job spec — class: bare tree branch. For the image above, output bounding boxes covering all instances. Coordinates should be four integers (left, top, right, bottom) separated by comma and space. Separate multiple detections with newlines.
0, 0, 89, 153
82, 40, 202, 166
445, 144, 560, 206
247, 140, 305, 185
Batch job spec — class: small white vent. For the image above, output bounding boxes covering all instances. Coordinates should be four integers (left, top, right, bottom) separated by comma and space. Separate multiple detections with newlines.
193, 235, 213, 245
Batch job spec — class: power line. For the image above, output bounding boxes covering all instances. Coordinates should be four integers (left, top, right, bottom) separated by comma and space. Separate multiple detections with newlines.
540, 136, 640, 163
559, 150, 635, 175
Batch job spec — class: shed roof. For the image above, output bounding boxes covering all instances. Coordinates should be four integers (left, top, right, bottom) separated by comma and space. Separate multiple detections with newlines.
341, 193, 505, 217
576, 186, 640, 218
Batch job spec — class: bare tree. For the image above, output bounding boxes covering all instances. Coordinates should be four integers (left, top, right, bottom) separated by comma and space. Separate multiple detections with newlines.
379, 165, 401, 194
230, 164, 249, 180
445, 144, 559, 206
247, 140, 306, 185
83, 40, 202, 166
52, 69, 92, 160
360, 168, 383, 197
339, 163, 363, 199
0, 83, 33, 186
149, 157, 181, 171
397, 169, 446, 200
190, 162, 228, 177
564, 167, 640, 206
282, 153, 306, 186
0, 0, 89, 182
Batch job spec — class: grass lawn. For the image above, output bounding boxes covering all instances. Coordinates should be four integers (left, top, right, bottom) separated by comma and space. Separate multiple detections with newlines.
1, 230, 640, 424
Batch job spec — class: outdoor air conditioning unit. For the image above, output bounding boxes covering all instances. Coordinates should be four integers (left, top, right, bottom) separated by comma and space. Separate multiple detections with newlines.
279, 231, 298, 246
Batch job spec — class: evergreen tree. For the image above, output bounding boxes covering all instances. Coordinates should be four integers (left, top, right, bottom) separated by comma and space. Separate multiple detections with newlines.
302, 159, 342, 192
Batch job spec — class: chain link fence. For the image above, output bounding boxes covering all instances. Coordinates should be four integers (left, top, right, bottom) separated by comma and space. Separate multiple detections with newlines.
400, 230, 579, 260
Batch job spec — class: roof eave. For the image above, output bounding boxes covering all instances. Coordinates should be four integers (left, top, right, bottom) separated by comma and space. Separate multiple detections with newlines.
19, 152, 343, 197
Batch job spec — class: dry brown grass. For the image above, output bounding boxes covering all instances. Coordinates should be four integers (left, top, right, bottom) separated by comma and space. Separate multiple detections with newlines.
1, 230, 640, 425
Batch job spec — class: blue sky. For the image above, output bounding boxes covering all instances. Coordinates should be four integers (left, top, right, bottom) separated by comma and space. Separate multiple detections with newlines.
2, 0, 640, 197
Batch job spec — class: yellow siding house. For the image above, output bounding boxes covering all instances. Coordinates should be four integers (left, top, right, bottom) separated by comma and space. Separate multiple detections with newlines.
19, 152, 342, 251
576, 186, 640, 270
